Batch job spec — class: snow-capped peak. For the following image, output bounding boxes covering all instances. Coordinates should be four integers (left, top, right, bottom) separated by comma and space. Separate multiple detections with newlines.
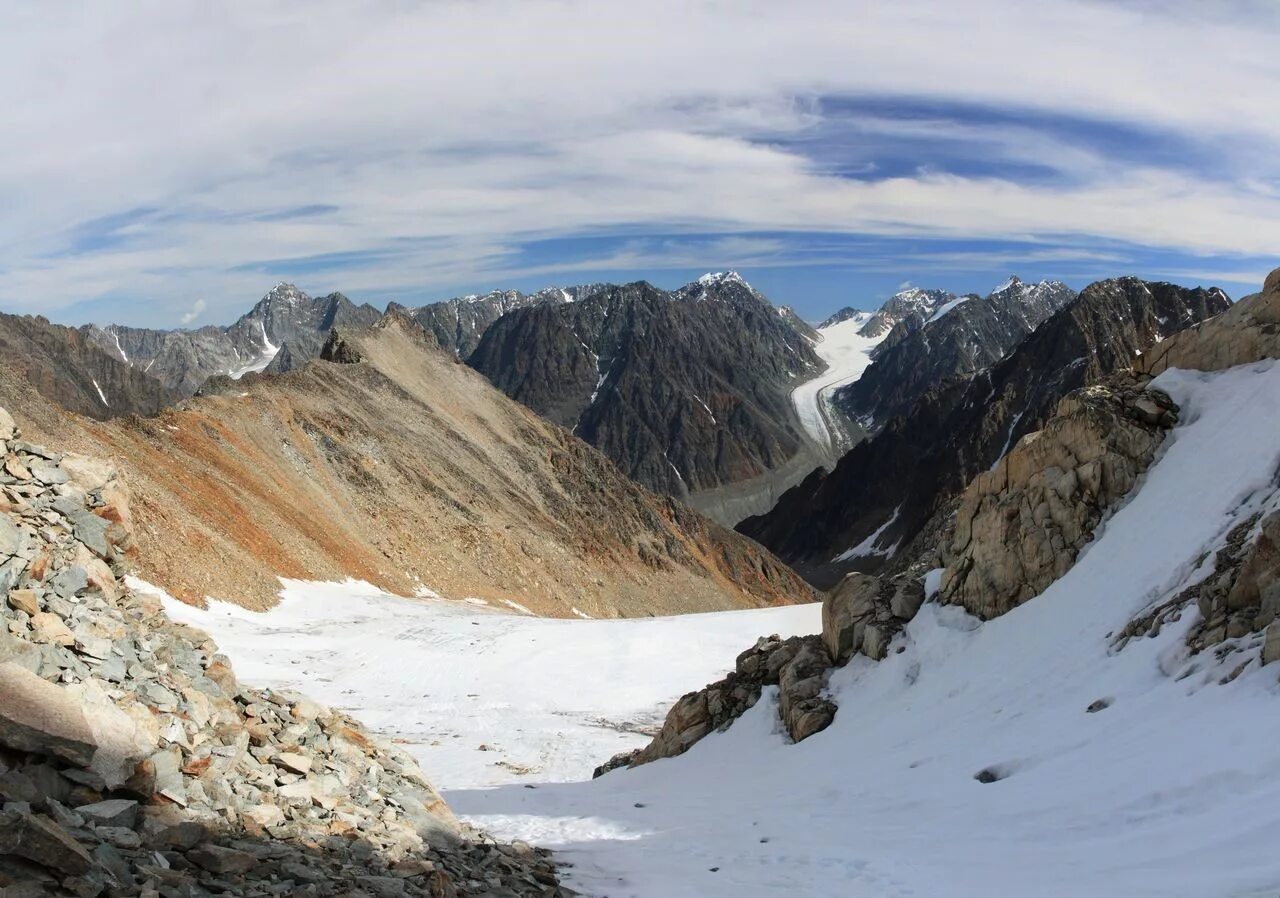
992, 275, 1022, 294
696, 270, 747, 287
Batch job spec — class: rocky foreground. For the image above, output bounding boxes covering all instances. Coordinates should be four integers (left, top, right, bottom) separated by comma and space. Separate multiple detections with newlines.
0, 407, 572, 896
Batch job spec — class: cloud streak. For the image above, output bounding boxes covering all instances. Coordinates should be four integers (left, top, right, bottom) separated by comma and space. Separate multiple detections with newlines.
1, 0, 1277, 324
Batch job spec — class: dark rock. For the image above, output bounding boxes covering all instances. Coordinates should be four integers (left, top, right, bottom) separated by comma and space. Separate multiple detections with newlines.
0, 811, 94, 875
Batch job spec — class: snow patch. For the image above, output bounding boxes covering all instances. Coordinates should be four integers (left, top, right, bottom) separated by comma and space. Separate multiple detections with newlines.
927, 296, 971, 324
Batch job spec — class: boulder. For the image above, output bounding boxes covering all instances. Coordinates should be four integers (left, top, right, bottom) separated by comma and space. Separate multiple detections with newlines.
1264, 622, 1280, 666
0, 663, 155, 787
0, 407, 15, 442
823, 573, 879, 662
0, 811, 93, 876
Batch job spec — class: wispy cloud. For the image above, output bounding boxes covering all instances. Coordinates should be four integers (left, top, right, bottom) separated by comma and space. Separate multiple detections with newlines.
179, 298, 207, 325
0, 0, 1277, 325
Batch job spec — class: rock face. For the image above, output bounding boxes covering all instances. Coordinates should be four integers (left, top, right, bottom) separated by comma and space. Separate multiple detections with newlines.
16, 314, 813, 617
467, 272, 825, 518
0, 408, 570, 896
836, 277, 1076, 432
822, 571, 924, 663
1137, 270, 1280, 376
81, 283, 384, 396
740, 277, 1229, 587
594, 633, 837, 775
856, 287, 956, 339
398, 284, 605, 358
0, 313, 181, 421
938, 378, 1179, 619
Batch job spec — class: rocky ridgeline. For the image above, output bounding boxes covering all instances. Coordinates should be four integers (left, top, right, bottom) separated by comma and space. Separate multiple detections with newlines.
608, 269, 1280, 772
0, 407, 570, 897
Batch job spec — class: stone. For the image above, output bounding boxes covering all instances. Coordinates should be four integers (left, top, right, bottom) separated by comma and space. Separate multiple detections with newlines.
0, 517, 20, 559
75, 799, 139, 829
823, 572, 879, 663
27, 461, 68, 487
1264, 622, 1280, 667
0, 408, 15, 442
0, 811, 93, 876
6, 590, 39, 616
273, 751, 312, 775
0, 631, 42, 674
242, 803, 285, 829
0, 664, 155, 788
157, 820, 207, 850
186, 844, 258, 875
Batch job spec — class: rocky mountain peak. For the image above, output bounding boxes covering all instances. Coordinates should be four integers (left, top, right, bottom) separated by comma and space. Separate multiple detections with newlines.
817, 307, 871, 329
857, 286, 955, 338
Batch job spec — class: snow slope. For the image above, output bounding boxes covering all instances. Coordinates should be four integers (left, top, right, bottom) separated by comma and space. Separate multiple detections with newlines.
161, 580, 820, 789
166, 360, 1280, 897
790, 313, 884, 450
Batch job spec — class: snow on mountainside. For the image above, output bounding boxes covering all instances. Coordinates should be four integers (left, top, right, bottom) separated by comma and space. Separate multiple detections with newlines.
173, 358, 1280, 897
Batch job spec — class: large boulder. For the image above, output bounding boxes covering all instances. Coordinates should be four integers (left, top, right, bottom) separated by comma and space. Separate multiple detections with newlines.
0, 662, 156, 787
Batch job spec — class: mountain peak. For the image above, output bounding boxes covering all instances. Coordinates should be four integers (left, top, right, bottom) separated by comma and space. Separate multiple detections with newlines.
696, 270, 747, 287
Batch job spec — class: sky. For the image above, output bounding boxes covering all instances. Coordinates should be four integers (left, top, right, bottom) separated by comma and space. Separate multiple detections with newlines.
2, 0, 1279, 328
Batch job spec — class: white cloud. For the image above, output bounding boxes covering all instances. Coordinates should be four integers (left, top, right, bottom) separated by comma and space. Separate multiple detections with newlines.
0, 0, 1277, 324
179, 298, 207, 325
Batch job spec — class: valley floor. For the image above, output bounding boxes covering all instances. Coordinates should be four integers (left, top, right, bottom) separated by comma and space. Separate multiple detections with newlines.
168, 360, 1280, 898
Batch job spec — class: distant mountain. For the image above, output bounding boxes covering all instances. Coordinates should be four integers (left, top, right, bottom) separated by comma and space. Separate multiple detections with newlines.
0, 312, 182, 420
856, 287, 956, 338
81, 283, 383, 395
466, 271, 827, 523
738, 277, 1231, 586
394, 284, 609, 358
834, 276, 1076, 432
817, 306, 870, 329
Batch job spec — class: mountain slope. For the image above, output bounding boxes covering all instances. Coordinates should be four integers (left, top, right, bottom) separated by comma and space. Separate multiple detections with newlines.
0, 311, 181, 419
835, 277, 1076, 431
466, 272, 826, 523
399, 284, 606, 357
740, 277, 1230, 586
81, 283, 383, 395
8, 314, 812, 616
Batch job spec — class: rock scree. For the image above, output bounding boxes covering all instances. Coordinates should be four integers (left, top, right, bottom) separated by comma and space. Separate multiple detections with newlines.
0, 407, 574, 896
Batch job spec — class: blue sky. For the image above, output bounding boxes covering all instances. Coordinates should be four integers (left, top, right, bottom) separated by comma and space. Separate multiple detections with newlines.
2, 1, 1279, 327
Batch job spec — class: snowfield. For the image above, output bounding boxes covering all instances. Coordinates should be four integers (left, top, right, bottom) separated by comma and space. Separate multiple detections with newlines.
159, 582, 820, 789
790, 312, 883, 450
168, 360, 1280, 897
